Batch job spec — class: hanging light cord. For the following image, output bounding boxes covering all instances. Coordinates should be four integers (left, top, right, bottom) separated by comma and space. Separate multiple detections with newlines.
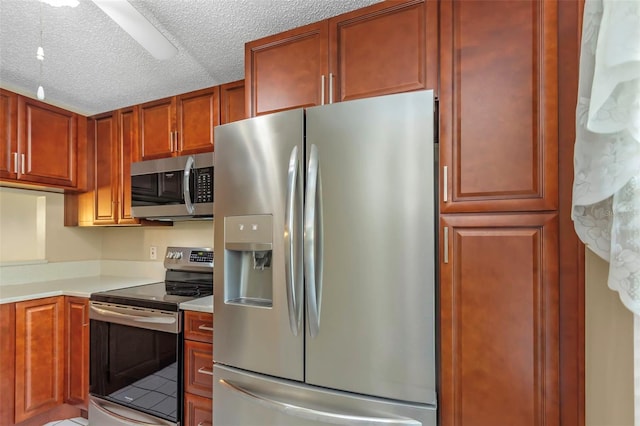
37, 1, 45, 100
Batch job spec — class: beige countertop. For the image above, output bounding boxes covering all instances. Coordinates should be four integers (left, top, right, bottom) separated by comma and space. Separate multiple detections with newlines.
0, 276, 213, 313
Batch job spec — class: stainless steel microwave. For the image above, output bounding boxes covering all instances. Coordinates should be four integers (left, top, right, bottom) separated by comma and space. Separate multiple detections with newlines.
130, 153, 214, 221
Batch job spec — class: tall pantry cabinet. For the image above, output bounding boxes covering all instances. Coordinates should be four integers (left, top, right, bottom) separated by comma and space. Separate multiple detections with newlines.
438, 0, 567, 425
243, 0, 583, 425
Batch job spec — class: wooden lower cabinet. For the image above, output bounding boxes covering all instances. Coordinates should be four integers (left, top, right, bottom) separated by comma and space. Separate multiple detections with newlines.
184, 392, 213, 426
64, 297, 89, 408
439, 213, 559, 426
14, 297, 65, 423
183, 311, 213, 425
0, 297, 89, 425
0, 303, 16, 425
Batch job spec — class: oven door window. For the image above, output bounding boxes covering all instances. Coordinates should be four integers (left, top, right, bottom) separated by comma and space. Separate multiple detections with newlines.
90, 320, 180, 423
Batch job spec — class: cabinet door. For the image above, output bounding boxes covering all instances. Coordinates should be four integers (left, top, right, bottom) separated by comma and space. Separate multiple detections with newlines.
184, 311, 213, 343
439, 0, 558, 213
220, 80, 246, 124
139, 97, 175, 160
245, 21, 329, 116
14, 297, 64, 423
329, 0, 437, 103
0, 303, 15, 426
440, 213, 559, 426
177, 87, 219, 155
65, 297, 89, 409
118, 107, 139, 224
18, 97, 77, 188
0, 89, 17, 180
184, 392, 212, 426
184, 340, 213, 398
93, 113, 118, 225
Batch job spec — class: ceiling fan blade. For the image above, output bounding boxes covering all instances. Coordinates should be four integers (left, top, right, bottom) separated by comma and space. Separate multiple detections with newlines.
91, 0, 178, 60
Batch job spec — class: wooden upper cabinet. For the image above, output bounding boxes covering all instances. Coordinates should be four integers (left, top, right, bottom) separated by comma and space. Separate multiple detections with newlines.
0, 89, 17, 180
16, 96, 77, 188
439, 213, 559, 426
439, 0, 558, 213
245, 21, 329, 116
220, 79, 246, 124
140, 87, 220, 160
177, 87, 220, 155
14, 297, 65, 423
93, 113, 118, 224
329, 0, 437, 103
245, 0, 436, 117
118, 107, 139, 224
139, 96, 175, 160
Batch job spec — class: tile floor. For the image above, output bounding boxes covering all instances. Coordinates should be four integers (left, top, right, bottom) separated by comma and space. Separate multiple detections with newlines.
43, 418, 88, 426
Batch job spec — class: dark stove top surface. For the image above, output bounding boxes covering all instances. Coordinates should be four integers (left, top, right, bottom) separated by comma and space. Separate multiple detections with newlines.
90, 281, 212, 312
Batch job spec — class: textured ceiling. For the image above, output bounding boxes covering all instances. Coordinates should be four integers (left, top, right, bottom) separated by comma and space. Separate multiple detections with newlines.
0, 0, 381, 116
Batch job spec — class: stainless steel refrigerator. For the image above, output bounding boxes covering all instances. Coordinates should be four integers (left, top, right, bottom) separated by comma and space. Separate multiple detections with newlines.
213, 90, 437, 425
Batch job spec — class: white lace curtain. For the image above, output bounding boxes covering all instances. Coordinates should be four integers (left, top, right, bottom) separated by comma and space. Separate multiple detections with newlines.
571, 0, 640, 422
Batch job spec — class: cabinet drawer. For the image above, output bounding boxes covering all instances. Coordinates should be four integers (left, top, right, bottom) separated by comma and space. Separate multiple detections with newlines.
184, 340, 213, 398
184, 311, 213, 343
184, 392, 212, 426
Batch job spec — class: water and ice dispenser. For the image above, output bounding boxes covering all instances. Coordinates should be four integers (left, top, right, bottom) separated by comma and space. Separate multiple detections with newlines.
224, 215, 273, 308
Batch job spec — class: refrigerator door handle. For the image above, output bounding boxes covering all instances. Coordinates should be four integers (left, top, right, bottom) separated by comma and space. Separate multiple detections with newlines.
285, 145, 303, 335
304, 144, 324, 338
219, 379, 421, 425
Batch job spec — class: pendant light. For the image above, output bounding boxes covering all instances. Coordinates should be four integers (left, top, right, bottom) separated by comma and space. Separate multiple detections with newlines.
36, 1, 45, 100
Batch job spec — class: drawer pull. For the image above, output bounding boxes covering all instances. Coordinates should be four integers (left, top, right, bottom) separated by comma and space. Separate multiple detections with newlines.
197, 422, 212, 426
198, 366, 214, 376
198, 324, 213, 332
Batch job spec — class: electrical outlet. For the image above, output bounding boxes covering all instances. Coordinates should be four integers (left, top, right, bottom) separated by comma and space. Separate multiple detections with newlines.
149, 246, 157, 260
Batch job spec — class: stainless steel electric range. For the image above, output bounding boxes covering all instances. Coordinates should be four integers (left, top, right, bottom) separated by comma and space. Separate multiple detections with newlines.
88, 246, 213, 426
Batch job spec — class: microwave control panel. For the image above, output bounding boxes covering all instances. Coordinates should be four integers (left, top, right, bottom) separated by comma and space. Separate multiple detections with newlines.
196, 167, 214, 203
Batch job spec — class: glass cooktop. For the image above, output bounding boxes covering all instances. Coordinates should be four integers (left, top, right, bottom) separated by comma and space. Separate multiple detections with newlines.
90, 281, 212, 312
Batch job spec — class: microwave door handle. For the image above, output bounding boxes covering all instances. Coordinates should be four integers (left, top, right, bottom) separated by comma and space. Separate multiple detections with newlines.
183, 155, 195, 214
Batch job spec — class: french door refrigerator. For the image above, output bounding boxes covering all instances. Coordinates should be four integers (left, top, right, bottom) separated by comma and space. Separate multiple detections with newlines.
213, 90, 437, 425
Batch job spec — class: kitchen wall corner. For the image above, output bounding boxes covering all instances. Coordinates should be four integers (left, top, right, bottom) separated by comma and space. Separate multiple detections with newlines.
586, 248, 634, 426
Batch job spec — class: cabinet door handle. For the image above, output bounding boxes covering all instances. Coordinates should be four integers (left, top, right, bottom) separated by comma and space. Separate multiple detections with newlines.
12, 153, 18, 174
198, 324, 213, 332
21, 154, 25, 174
443, 226, 449, 264
329, 73, 334, 104
320, 75, 326, 105
197, 366, 214, 376
174, 131, 179, 152
443, 166, 448, 203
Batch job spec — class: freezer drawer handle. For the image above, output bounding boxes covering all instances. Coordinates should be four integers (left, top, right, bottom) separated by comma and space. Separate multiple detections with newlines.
304, 144, 324, 339
219, 379, 421, 425
284, 145, 303, 336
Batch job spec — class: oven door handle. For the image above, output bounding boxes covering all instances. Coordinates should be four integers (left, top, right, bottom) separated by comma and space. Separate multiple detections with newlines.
90, 305, 176, 324
90, 397, 175, 425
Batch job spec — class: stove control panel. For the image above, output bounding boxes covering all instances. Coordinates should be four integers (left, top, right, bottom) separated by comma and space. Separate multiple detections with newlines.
164, 246, 213, 271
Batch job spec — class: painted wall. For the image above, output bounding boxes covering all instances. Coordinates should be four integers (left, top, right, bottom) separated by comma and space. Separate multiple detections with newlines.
0, 187, 213, 266
0, 187, 103, 263
586, 248, 634, 426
